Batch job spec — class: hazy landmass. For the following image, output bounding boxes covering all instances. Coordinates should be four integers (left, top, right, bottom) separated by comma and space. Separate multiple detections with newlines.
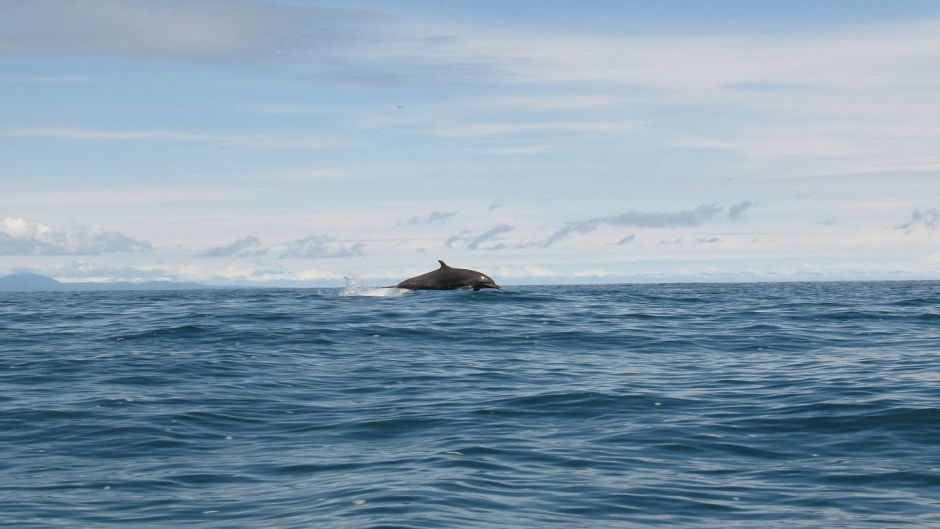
0, 273, 217, 292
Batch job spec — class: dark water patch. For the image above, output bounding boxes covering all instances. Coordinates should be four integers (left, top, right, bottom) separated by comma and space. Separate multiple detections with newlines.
109, 324, 211, 341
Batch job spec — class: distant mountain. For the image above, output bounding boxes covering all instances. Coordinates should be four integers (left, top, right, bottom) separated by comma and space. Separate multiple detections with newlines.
0, 273, 62, 291
0, 273, 217, 292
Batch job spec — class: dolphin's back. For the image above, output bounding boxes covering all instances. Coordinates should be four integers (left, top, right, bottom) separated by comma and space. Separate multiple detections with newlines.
395, 260, 486, 290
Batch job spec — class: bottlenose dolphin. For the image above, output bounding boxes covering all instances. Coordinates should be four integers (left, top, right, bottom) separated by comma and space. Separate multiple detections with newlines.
393, 261, 500, 291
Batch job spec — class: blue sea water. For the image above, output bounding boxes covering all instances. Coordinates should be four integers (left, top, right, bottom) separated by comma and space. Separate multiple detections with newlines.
1, 282, 939, 528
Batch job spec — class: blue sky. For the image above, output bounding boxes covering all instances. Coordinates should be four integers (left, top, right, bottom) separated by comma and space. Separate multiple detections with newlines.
2, 0, 940, 285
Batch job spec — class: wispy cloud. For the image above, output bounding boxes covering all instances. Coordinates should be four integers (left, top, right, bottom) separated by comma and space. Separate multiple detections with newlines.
0, 186, 263, 207
203, 236, 267, 257
521, 203, 745, 248
282, 235, 365, 258
237, 103, 329, 116
400, 211, 457, 226
897, 209, 939, 233
728, 200, 757, 219
618, 234, 636, 245
604, 203, 727, 227
0, 1, 387, 61
0, 1, 504, 86
429, 120, 639, 138
446, 224, 513, 250
1, 127, 350, 150
466, 94, 625, 111
0, 75, 95, 84
518, 221, 597, 249
0, 217, 151, 255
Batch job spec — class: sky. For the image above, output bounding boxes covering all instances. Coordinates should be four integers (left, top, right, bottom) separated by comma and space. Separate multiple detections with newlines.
2, 0, 940, 285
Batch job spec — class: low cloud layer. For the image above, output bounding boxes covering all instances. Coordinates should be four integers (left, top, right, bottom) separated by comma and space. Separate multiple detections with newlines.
897, 209, 939, 233
60, 260, 171, 281
0, 216, 150, 255
446, 224, 513, 250
282, 235, 365, 258
401, 211, 457, 226
203, 236, 267, 257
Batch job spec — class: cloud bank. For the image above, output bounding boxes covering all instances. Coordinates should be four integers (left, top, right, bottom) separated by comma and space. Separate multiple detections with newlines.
0, 217, 151, 255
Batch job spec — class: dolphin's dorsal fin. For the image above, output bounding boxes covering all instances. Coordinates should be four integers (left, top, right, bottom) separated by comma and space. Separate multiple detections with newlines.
438, 260, 449, 268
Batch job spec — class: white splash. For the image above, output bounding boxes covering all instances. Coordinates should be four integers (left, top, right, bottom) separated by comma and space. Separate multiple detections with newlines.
340, 276, 408, 297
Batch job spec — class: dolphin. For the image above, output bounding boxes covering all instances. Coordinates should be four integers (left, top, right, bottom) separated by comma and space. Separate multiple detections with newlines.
392, 261, 501, 291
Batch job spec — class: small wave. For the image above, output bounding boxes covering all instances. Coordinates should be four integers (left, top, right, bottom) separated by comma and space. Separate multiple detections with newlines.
484, 391, 652, 418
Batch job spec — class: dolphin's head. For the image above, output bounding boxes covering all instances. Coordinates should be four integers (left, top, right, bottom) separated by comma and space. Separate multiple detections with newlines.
472, 273, 501, 290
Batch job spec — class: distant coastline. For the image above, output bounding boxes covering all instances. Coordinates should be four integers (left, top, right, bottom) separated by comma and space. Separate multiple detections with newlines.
0, 273, 219, 292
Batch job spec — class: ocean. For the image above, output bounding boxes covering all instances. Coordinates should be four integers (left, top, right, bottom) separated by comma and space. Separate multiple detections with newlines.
1, 282, 939, 528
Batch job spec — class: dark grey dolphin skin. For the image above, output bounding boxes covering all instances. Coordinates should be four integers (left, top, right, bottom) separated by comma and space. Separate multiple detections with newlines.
393, 261, 500, 291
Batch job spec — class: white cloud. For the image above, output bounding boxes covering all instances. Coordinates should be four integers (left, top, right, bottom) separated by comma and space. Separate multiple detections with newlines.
478, 21, 940, 92
0, 217, 151, 255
